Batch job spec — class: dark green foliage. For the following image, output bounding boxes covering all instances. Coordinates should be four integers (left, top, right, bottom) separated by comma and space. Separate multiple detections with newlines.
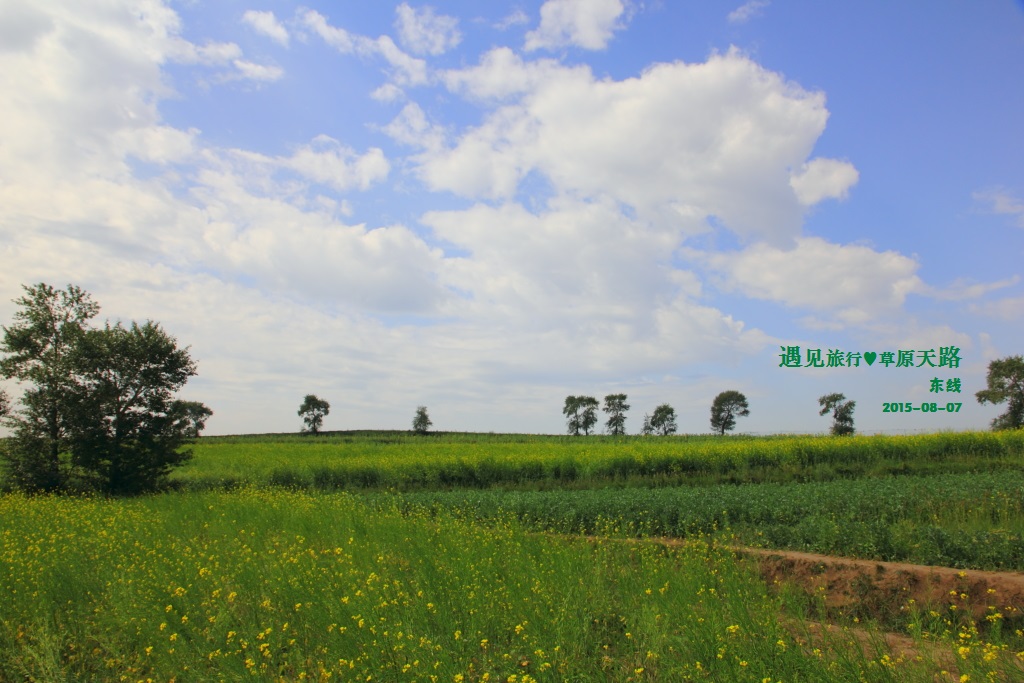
0, 283, 99, 491
67, 321, 198, 495
602, 393, 629, 435
563, 395, 598, 435
710, 390, 749, 435
819, 392, 855, 436
298, 394, 330, 434
412, 406, 432, 435
0, 283, 205, 494
976, 355, 1024, 430
391, 470, 1024, 571
171, 400, 214, 438
648, 403, 677, 436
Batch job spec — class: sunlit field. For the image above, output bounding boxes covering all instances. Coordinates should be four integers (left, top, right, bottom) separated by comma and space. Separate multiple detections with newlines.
3, 488, 1023, 682
3, 431, 1024, 681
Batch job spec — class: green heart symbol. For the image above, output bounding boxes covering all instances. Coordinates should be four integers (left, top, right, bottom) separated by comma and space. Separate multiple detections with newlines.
864, 352, 877, 366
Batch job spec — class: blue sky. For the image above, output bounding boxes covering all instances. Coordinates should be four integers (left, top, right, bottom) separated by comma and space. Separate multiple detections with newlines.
1, 0, 1022, 435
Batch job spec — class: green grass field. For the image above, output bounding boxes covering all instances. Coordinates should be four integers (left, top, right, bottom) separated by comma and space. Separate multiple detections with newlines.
3, 430, 1024, 681
172, 430, 1024, 492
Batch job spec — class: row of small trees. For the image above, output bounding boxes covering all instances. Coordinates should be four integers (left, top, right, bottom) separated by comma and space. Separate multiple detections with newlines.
563, 391, 753, 436
0, 284, 211, 494
564, 391, 865, 436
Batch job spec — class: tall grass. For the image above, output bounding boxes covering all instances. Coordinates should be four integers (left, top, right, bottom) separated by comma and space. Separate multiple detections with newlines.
2, 489, 1017, 681
169, 430, 1024, 493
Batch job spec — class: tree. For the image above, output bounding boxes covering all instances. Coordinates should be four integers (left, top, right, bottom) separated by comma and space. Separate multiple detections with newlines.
0, 283, 99, 491
1, 283, 206, 494
563, 395, 599, 436
603, 393, 629, 436
710, 390, 750, 435
649, 403, 677, 436
67, 321, 200, 494
819, 393, 855, 436
412, 405, 432, 435
171, 400, 214, 439
975, 355, 1024, 430
298, 394, 330, 435
640, 413, 653, 436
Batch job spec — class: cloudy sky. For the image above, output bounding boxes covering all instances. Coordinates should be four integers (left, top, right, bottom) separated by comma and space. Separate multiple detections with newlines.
1, 0, 1022, 436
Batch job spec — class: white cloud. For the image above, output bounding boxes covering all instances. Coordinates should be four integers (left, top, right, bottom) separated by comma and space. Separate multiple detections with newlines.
383, 103, 446, 151
428, 48, 840, 242
300, 9, 428, 85
417, 196, 773, 378
283, 137, 390, 191
228, 59, 284, 82
728, 1, 770, 24
695, 237, 925, 325
495, 9, 530, 31
928, 276, 1019, 301
970, 295, 1024, 321
525, 0, 627, 51
395, 3, 461, 56
974, 187, 1024, 228
789, 157, 859, 205
242, 10, 289, 47
170, 40, 243, 65
0, 2, 54, 53
371, 83, 405, 102
441, 47, 569, 100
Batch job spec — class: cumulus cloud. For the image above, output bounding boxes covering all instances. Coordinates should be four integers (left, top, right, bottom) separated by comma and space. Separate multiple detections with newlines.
383, 103, 447, 153
525, 0, 627, 51
427, 48, 849, 242
789, 157, 859, 205
441, 47, 569, 100
242, 10, 289, 47
300, 9, 428, 85
694, 237, 925, 325
395, 3, 461, 56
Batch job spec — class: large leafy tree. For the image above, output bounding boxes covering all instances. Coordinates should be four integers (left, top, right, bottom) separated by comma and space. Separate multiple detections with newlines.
69, 321, 200, 495
0, 283, 99, 491
563, 395, 599, 436
299, 394, 330, 434
975, 355, 1024, 430
819, 392, 855, 436
710, 390, 750, 435
649, 403, 678, 436
603, 393, 629, 436
1, 283, 207, 494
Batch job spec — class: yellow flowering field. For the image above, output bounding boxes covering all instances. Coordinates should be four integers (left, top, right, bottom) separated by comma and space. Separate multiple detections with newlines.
3, 488, 1018, 681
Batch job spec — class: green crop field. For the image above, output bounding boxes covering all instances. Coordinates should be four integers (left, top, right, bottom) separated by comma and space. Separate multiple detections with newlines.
171, 430, 1024, 493
3, 430, 1024, 681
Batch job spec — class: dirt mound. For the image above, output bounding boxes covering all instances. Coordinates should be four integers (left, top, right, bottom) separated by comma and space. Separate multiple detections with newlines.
739, 546, 1024, 625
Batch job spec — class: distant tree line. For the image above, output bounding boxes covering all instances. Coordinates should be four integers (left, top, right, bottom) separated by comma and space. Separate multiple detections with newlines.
561, 391, 753, 436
